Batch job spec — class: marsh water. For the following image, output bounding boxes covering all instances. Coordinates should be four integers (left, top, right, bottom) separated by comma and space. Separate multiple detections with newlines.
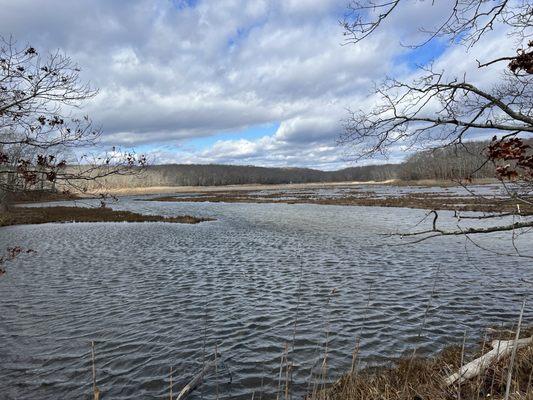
1, 193, 532, 399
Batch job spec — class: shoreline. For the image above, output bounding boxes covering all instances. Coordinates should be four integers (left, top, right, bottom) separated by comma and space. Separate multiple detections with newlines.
316, 326, 533, 400
4, 178, 521, 228
88, 180, 398, 196
86, 178, 498, 197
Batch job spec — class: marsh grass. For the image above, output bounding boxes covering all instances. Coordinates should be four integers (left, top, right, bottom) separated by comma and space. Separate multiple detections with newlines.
0, 205, 212, 227
312, 327, 533, 400
306, 266, 532, 400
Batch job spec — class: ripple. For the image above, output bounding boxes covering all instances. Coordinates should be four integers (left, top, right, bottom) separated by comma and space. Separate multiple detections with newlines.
0, 201, 531, 399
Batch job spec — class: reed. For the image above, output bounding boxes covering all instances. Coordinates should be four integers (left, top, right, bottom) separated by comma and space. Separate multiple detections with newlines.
311, 327, 533, 400
91, 341, 100, 400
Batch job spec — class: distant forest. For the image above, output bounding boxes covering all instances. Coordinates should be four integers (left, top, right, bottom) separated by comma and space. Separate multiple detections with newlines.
95, 140, 504, 188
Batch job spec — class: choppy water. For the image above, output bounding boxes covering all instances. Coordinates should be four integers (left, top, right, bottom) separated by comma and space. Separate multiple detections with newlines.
1, 197, 532, 400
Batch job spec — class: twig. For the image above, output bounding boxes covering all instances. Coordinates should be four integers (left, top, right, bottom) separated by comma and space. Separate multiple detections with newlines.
458, 328, 467, 400
169, 366, 173, 400
504, 299, 526, 400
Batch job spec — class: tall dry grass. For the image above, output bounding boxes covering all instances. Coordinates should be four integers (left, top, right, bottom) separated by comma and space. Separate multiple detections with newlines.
312, 327, 533, 400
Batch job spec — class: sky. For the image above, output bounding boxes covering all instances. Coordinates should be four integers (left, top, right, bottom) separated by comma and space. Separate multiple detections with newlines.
0, 0, 510, 170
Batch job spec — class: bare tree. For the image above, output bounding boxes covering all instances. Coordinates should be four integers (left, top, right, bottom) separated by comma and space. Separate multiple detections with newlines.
0, 36, 146, 211
339, 0, 533, 244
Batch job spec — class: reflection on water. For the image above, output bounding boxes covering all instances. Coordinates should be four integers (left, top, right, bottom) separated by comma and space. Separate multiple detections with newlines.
0, 199, 531, 399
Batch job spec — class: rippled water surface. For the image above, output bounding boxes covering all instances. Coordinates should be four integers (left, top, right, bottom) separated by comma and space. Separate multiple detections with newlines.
1, 198, 531, 399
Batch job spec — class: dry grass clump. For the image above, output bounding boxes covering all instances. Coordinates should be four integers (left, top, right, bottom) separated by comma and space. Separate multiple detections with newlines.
315, 328, 533, 400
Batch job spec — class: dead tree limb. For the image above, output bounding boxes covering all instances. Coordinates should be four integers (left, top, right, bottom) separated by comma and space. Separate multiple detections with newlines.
400, 220, 533, 243
445, 336, 533, 386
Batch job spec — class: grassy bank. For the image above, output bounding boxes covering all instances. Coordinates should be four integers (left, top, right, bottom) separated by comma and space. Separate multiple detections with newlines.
313, 328, 533, 400
0, 206, 212, 227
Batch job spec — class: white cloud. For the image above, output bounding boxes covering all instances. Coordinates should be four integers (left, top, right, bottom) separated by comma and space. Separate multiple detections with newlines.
0, 0, 514, 169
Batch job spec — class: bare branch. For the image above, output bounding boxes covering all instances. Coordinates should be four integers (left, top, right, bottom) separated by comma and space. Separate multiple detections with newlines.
0, 37, 147, 209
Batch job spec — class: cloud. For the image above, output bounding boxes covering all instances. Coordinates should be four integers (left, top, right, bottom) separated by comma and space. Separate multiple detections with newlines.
0, 0, 511, 169
175, 135, 346, 170
274, 115, 341, 144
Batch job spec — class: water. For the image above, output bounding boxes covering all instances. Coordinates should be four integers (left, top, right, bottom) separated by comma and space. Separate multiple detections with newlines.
1, 198, 532, 399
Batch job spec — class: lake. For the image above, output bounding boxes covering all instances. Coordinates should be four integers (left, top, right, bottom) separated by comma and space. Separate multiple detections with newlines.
1, 197, 531, 399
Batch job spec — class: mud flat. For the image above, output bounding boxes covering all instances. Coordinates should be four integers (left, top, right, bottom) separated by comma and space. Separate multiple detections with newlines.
0, 206, 212, 227
142, 187, 533, 214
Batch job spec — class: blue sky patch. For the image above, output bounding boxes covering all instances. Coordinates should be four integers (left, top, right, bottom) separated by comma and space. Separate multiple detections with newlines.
395, 38, 448, 70
187, 122, 280, 150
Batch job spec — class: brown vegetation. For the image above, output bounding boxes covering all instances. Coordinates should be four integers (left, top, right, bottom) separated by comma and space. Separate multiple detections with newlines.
314, 328, 533, 400
144, 189, 533, 214
0, 206, 212, 227
9, 189, 81, 203
87, 180, 398, 196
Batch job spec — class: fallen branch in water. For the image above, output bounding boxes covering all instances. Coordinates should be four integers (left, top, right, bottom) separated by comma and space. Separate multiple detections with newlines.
444, 336, 533, 386
400, 220, 533, 243
176, 353, 221, 400
453, 210, 519, 219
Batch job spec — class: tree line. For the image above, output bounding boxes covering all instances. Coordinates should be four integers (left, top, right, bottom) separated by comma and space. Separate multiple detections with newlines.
89, 140, 508, 189
92, 163, 400, 188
